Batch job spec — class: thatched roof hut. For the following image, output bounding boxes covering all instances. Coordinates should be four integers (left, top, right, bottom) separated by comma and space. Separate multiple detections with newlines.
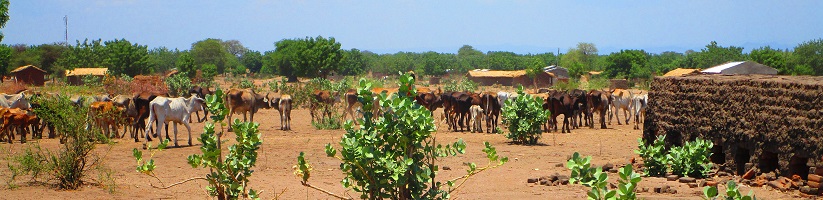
466, 69, 556, 87
663, 68, 701, 77
10, 65, 47, 86
66, 68, 108, 85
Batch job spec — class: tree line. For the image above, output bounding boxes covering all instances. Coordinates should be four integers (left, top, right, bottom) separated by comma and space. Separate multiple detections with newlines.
0, 36, 821, 81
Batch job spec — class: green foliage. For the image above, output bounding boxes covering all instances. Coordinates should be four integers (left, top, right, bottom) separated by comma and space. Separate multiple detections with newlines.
240, 50, 263, 73
501, 86, 550, 144
201, 63, 218, 80
238, 78, 255, 89
134, 88, 262, 200
703, 180, 756, 200
667, 138, 713, 178
147, 47, 180, 73
442, 77, 478, 92
749, 46, 788, 74
635, 135, 668, 176
6, 143, 51, 188
191, 38, 235, 74
176, 52, 196, 78
561, 42, 600, 78
268, 36, 343, 79
585, 76, 610, 90
58, 39, 106, 71
568, 152, 641, 200
682, 41, 745, 69
338, 48, 368, 76
604, 49, 648, 79
0, 0, 8, 42
310, 110, 342, 130
103, 39, 150, 76
552, 79, 581, 91
296, 73, 507, 199
165, 72, 192, 97
791, 38, 823, 76
81, 74, 102, 87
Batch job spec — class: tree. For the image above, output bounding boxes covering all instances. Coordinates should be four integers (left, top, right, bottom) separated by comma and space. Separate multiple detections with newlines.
458, 45, 483, 57
749, 46, 788, 74
147, 47, 180, 73
486, 51, 523, 70
604, 49, 648, 79
560, 42, 600, 78
9, 44, 40, 71
337, 48, 367, 76
176, 52, 195, 78
292, 36, 343, 79
525, 57, 545, 88
792, 38, 823, 75
648, 51, 685, 75
103, 39, 150, 76
0, 44, 11, 75
682, 41, 745, 69
221, 39, 248, 58
191, 38, 232, 74
240, 50, 263, 73
57, 39, 107, 70
38, 43, 68, 74
0, 0, 9, 43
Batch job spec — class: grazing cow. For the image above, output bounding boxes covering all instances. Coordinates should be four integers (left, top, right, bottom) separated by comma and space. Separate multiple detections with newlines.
481, 93, 500, 133
89, 101, 122, 138
586, 90, 609, 129
470, 105, 484, 133
0, 108, 38, 144
276, 94, 293, 130
188, 86, 213, 122
632, 93, 648, 130
451, 92, 475, 132
341, 89, 361, 124
569, 89, 588, 129
310, 90, 340, 123
609, 89, 634, 125
415, 88, 443, 113
546, 91, 575, 133
112, 95, 136, 138
132, 93, 159, 142
145, 96, 206, 147
224, 89, 270, 132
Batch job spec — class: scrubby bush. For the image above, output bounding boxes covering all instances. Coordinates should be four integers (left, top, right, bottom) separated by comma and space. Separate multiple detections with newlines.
567, 152, 642, 200
551, 79, 580, 91
635, 135, 668, 176
295, 73, 507, 199
704, 180, 756, 200
443, 77, 478, 92
165, 72, 192, 97
501, 86, 550, 145
667, 138, 713, 178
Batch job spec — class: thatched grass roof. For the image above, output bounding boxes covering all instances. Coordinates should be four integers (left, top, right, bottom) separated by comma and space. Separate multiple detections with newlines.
467, 70, 555, 78
10, 65, 46, 73
66, 68, 108, 76
663, 68, 701, 77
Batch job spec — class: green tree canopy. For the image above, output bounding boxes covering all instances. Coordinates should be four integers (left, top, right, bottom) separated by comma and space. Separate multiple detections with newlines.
57, 39, 107, 71
0, 0, 9, 43
682, 41, 745, 69
792, 38, 823, 75
749, 46, 788, 74
0, 44, 11, 75
337, 48, 367, 76
147, 47, 180, 74
240, 50, 263, 73
604, 49, 648, 79
191, 38, 234, 74
176, 52, 195, 78
103, 39, 150, 76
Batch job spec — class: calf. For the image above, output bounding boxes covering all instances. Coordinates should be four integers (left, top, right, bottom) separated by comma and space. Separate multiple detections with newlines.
609, 89, 633, 125
310, 90, 340, 124
188, 86, 213, 122
632, 93, 648, 130
341, 89, 361, 124
145, 96, 205, 147
276, 94, 293, 130
225, 89, 271, 132
0, 108, 38, 144
470, 105, 484, 133
586, 90, 609, 129
89, 101, 122, 138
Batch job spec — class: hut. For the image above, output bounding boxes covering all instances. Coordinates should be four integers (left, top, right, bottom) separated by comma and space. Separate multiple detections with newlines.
66, 68, 108, 85
10, 65, 47, 86
466, 69, 556, 88
663, 68, 701, 77
701, 61, 777, 75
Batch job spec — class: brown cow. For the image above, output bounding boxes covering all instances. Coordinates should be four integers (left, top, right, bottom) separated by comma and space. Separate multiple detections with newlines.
310, 90, 340, 123
90, 101, 123, 138
481, 93, 501, 133
225, 88, 270, 132
189, 86, 213, 122
276, 94, 293, 130
0, 108, 38, 143
341, 89, 361, 124
546, 91, 574, 133
132, 92, 160, 142
586, 90, 609, 129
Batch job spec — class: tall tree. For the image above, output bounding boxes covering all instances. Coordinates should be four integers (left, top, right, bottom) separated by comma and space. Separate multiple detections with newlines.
0, 44, 11, 75
604, 49, 648, 79
191, 38, 232, 74
749, 46, 788, 74
176, 52, 195, 78
526, 57, 546, 88
648, 51, 684, 75
57, 39, 107, 70
0, 0, 9, 43
38, 43, 67, 74
338, 48, 367, 76
682, 41, 745, 69
146, 47, 180, 73
792, 38, 823, 75
9, 44, 40, 69
457, 45, 483, 57
221, 39, 248, 58
240, 50, 263, 73
103, 39, 149, 76
560, 42, 599, 78
290, 36, 343, 79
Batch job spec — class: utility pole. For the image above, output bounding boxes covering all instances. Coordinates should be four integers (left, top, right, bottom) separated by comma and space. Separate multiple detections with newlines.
63, 15, 68, 46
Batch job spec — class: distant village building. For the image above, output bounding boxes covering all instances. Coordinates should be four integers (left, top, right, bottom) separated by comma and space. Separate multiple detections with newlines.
663, 68, 701, 77
702, 61, 778, 75
66, 68, 108, 85
466, 69, 556, 88
10, 65, 47, 86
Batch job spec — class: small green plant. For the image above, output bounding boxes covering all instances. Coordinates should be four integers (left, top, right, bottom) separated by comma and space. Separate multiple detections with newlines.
551, 79, 580, 91
310, 109, 343, 130
568, 152, 642, 200
586, 76, 610, 90
134, 88, 262, 200
165, 72, 193, 97
443, 77, 478, 92
238, 78, 255, 89
635, 135, 668, 176
667, 138, 713, 178
501, 86, 550, 145
82, 74, 103, 87
703, 180, 756, 200
295, 73, 507, 199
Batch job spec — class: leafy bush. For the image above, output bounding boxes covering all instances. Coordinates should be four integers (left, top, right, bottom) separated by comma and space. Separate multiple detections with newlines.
82, 74, 103, 87
704, 180, 756, 200
443, 77, 478, 92
635, 135, 668, 176
501, 86, 550, 145
551, 79, 580, 91
134, 88, 262, 200
310, 109, 342, 130
238, 78, 255, 90
567, 152, 642, 200
295, 73, 507, 199
585, 76, 610, 90
7, 96, 111, 190
667, 138, 713, 178
165, 72, 192, 97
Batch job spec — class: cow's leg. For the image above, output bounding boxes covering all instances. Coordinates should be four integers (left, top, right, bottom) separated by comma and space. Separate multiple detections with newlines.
182, 122, 192, 146
227, 109, 236, 132
172, 122, 179, 147
623, 107, 630, 125
614, 105, 622, 125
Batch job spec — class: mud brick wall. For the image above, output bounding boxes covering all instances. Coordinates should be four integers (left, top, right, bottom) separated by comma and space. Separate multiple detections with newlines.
644, 74, 823, 178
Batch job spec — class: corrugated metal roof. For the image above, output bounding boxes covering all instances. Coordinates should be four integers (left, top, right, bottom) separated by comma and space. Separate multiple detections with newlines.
702, 61, 745, 73
66, 68, 108, 76
10, 65, 46, 73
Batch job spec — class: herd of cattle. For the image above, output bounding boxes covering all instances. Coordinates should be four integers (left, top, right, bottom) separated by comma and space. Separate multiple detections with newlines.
0, 82, 650, 147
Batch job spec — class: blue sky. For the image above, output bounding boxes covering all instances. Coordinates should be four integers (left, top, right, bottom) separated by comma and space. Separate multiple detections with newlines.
2, 0, 821, 55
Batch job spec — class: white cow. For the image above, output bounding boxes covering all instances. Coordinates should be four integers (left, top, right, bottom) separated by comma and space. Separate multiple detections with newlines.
145, 96, 205, 147
631, 93, 648, 130
470, 105, 484, 133
609, 89, 633, 125
497, 91, 520, 108
0, 92, 31, 109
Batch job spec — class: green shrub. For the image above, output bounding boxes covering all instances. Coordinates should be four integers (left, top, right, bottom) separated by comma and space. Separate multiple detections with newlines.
135, 88, 262, 200
667, 138, 713, 178
567, 152, 642, 200
443, 77, 478, 92
310, 109, 342, 130
551, 79, 580, 91
635, 135, 668, 176
703, 180, 756, 200
501, 86, 550, 145
82, 74, 103, 87
165, 72, 192, 97
567, 152, 597, 186
295, 73, 507, 199
586, 76, 610, 90
238, 78, 255, 89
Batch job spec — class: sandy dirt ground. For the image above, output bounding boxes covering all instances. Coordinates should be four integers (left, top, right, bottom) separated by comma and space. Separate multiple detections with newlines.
0, 103, 804, 200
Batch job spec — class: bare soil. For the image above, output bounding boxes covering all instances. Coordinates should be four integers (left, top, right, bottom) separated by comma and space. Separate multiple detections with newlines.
0, 105, 802, 199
